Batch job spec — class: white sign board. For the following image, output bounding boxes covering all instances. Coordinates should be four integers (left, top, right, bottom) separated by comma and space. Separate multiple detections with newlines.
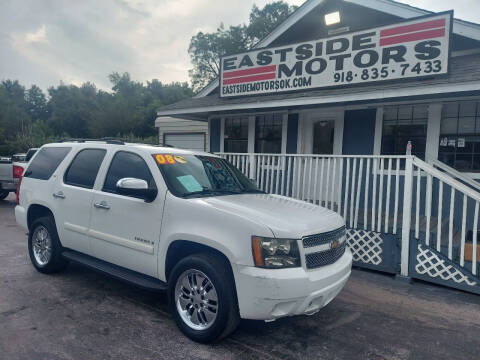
220, 12, 452, 97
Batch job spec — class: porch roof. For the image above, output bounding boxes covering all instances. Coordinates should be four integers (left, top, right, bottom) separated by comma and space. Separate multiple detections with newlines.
157, 55, 480, 120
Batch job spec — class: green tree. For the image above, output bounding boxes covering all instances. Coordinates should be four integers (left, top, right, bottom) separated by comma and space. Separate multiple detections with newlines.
26, 85, 48, 122
0, 81, 30, 139
0, 73, 194, 155
247, 2, 296, 42
47, 82, 99, 138
188, 1, 297, 92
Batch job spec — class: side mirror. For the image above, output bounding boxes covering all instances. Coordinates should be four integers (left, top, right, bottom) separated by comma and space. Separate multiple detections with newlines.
116, 178, 157, 203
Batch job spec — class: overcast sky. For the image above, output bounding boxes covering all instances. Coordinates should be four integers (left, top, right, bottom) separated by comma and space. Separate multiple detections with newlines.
0, 0, 478, 92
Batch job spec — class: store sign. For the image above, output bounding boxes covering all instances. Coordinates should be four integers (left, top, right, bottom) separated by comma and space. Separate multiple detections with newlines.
219, 12, 452, 97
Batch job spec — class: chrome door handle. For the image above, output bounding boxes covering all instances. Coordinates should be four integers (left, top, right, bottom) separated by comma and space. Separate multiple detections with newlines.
52, 191, 65, 199
94, 201, 110, 210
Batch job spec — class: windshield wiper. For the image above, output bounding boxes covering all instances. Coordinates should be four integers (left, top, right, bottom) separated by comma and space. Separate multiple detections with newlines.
182, 187, 216, 198
240, 189, 266, 194
213, 188, 266, 195
183, 187, 266, 198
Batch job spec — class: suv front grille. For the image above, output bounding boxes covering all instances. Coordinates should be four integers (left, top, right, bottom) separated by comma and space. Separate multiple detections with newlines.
302, 226, 346, 269
302, 226, 346, 248
305, 242, 346, 269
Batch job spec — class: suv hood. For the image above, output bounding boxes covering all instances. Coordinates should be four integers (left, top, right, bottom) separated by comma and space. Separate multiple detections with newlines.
201, 194, 344, 238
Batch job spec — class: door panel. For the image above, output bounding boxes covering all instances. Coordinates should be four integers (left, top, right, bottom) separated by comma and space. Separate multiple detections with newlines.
88, 150, 163, 277
342, 109, 377, 155
88, 192, 163, 277
52, 148, 107, 255
52, 183, 95, 255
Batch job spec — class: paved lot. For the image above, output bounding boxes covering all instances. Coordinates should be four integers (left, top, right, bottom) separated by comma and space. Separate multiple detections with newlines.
1, 194, 480, 360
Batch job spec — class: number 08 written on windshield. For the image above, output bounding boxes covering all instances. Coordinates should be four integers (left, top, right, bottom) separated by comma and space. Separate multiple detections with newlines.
333, 60, 442, 83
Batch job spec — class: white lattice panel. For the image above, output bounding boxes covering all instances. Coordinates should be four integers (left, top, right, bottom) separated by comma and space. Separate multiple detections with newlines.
415, 244, 477, 286
346, 229, 383, 265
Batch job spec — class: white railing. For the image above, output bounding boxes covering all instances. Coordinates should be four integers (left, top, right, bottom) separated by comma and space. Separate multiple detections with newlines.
218, 152, 480, 279
412, 158, 480, 275
221, 153, 406, 232
430, 158, 480, 193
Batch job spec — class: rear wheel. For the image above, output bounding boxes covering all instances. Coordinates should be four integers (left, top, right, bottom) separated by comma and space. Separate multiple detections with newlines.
28, 216, 68, 273
0, 191, 9, 201
168, 253, 240, 343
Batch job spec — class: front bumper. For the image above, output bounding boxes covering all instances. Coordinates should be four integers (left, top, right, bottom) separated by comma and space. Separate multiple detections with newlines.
234, 249, 352, 320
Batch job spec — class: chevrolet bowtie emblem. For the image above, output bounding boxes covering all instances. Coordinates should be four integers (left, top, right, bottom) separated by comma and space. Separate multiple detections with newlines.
330, 240, 340, 249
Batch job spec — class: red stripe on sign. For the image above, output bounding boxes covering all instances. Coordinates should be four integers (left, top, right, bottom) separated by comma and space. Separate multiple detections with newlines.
223, 65, 276, 79
380, 18, 446, 37
380, 28, 445, 46
223, 72, 276, 85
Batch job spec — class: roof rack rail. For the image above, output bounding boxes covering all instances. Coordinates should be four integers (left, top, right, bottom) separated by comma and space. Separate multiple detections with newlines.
56, 138, 125, 145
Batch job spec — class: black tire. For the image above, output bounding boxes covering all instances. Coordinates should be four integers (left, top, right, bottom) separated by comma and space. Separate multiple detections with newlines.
28, 216, 68, 274
168, 253, 240, 343
0, 191, 9, 201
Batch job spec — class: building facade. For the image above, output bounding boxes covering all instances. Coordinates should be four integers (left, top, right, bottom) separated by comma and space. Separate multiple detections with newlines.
157, 0, 480, 176
157, 0, 480, 294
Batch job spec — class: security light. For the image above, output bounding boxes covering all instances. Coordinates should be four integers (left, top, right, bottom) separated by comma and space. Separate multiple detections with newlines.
325, 11, 340, 26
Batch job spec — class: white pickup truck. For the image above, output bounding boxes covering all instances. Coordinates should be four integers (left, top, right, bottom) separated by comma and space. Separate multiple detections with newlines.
0, 149, 38, 200
15, 141, 352, 342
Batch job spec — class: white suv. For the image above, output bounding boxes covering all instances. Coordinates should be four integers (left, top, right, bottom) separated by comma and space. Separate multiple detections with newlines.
15, 140, 352, 342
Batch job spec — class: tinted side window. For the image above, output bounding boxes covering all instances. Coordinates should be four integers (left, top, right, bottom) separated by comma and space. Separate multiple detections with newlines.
103, 151, 156, 195
64, 149, 106, 189
24, 147, 71, 180
25, 149, 38, 162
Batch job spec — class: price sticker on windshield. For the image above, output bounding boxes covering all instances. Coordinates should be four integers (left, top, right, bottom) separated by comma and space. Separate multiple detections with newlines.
174, 155, 187, 164
155, 154, 176, 165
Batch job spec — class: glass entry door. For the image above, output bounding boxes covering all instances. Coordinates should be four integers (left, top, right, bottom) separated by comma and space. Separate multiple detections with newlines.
312, 120, 335, 154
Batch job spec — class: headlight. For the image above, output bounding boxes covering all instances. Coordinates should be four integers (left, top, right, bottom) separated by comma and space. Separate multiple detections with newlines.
251, 236, 300, 268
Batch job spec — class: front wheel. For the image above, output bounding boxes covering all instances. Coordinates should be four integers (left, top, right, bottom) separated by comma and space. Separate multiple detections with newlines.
168, 253, 240, 343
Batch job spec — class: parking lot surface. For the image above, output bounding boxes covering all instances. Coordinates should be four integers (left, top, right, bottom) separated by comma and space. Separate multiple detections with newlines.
1, 193, 480, 360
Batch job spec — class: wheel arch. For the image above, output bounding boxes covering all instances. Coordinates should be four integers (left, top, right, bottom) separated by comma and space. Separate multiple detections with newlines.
164, 240, 236, 284
27, 204, 55, 231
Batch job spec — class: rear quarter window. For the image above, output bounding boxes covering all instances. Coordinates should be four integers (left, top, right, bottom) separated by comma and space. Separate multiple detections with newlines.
64, 149, 106, 189
24, 147, 71, 180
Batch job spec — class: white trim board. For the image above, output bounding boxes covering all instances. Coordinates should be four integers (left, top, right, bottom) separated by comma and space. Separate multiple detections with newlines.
157, 81, 480, 117
194, 0, 480, 98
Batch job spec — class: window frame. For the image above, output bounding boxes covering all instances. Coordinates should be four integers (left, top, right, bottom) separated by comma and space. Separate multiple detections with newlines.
102, 150, 157, 198
63, 148, 107, 189
438, 100, 480, 172
254, 113, 283, 154
223, 116, 249, 153
312, 119, 335, 155
381, 104, 428, 159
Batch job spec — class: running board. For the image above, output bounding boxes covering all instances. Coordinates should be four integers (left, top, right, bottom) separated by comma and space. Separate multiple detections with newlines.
62, 250, 167, 292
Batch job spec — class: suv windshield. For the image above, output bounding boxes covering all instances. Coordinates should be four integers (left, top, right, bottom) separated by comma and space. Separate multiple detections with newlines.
154, 154, 264, 198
